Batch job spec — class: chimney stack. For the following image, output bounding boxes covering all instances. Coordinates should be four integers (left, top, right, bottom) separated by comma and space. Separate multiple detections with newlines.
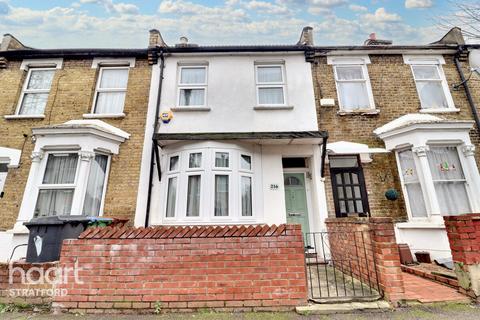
0, 34, 29, 51
364, 32, 392, 46
148, 29, 167, 48
297, 26, 314, 46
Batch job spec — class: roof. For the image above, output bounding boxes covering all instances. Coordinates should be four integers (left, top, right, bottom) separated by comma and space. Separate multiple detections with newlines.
33, 119, 130, 140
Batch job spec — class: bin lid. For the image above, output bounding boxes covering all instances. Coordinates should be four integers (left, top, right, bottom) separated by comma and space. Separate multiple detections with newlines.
24, 215, 112, 226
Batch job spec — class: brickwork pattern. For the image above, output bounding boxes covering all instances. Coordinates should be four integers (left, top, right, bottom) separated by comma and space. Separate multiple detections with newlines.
52, 224, 308, 314
0, 262, 58, 305
0, 58, 151, 229
325, 217, 404, 303
312, 54, 480, 219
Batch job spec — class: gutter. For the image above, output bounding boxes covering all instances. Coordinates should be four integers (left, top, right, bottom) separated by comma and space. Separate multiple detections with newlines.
144, 48, 165, 228
454, 47, 480, 134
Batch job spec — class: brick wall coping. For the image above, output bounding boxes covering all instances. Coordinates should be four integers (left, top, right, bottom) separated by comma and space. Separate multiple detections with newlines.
443, 213, 480, 221
79, 224, 292, 240
325, 217, 393, 224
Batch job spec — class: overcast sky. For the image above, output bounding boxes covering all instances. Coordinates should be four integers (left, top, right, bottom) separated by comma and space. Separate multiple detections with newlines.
0, 0, 460, 48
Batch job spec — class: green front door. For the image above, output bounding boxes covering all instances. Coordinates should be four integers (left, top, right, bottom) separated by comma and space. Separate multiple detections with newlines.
284, 173, 310, 235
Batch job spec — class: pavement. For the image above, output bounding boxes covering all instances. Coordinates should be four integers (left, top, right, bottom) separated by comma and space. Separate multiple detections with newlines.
1, 303, 480, 320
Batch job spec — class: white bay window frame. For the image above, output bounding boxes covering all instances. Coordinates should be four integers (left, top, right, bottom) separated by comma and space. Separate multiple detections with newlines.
176, 65, 208, 108
403, 55, 457, 113
327, 56, 375, 112
255, 63, 287, 107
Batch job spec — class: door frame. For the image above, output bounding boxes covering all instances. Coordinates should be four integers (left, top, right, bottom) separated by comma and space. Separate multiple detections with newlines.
283, 168, 314, 234
329, 155, 370, 218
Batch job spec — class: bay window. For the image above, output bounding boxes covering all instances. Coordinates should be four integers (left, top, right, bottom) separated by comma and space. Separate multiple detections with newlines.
162, 147, 256, 223
83, 154, 109, 216
255, 64, 286, 106
92, 67, 129, 114
403, 55, 455, 111
177, 66, 207, 107
397, 149, 427, 217
17, 68, 55, 115
0, 163, 8, 197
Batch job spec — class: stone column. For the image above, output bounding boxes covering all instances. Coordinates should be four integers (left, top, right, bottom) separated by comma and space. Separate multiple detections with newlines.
13, 151, 45, 231
461, 145, 480, 211
70, 151, 94, 216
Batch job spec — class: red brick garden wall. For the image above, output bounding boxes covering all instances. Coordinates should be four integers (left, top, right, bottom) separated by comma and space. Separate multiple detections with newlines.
53, 224, 308, 314
444, 213, 480, 300
325, 217, 404, 303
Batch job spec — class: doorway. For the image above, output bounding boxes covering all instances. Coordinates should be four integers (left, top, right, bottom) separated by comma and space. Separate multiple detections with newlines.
283, 172, 310, 234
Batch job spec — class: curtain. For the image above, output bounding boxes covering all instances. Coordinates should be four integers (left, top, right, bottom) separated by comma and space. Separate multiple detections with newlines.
180, 68, 206, 84
35, 189, 74, 217
99, 69, 129, 89
43, 154, 78, 184
189, 153, 202, 168
215, 152, 229, 167
241, 176, 252, 216
258, 87, 284, 105
179, 89, 205, 106
240, 155, 251, 170
416, 82, 448, 109
335, 66, 370, 110
95, 92, 126, 114
398, 150, 427, 217
19, 93, 49, 115
257, 66, 282, 83
186, 175, 201, 217
82, 155, 108, 216
215, 175, 229, 216
28, 70, 55, 89
427, 146, 471, 215
165, 177, 177, 218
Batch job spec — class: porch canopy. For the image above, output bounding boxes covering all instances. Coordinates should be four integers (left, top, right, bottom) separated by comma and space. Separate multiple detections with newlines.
153, 130, 328, 147
326, 141, 389, 163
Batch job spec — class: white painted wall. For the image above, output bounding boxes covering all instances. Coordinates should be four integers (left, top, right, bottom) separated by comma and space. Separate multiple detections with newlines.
0, 232, 28, 262
158, 53, 318, 133
395, 223, 452, 260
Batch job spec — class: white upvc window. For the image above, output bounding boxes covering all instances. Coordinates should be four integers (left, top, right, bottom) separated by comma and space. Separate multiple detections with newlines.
403, 55, 455, 111
396, 144, 472, 220
328, 56, 375, 112
17, 68, 55, 115
33, 152, 111, 218
0, 162, 9, 197
177, 65, 207, 107
255, 64, 287, 106
92, 66, 129, 114
161, 147, 256, 223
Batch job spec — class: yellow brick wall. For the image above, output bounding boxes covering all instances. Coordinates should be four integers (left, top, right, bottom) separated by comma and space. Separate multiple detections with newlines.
0, 58, 151, 230
312, 54, 480, 219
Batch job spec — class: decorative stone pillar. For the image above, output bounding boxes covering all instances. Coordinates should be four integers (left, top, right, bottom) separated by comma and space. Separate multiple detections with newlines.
412, 146, 442, 220
461, 145, 480, 211
70, 151, 95, 215
13, 151, 45, 230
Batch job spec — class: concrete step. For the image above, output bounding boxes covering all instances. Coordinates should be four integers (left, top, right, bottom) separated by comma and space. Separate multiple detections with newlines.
296, 300, 392, 315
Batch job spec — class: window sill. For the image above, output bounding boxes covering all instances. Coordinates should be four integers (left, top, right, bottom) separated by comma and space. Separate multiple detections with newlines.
395, 221, 445, 229
83, 113, 126, 119
419, 108, 460, 114
4, 114, 45, 120
337, 109, 379, 116
253, 105, 294, 110
171, 107, 211, 112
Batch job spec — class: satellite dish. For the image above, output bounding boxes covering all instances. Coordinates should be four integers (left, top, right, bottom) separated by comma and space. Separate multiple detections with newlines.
470, 49, 480, 76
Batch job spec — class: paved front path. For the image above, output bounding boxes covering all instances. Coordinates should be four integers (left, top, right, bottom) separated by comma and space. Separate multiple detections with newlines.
402, 272, 469, 303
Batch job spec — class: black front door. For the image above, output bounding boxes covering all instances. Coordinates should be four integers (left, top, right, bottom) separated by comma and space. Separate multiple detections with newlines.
329, 156, 370, 218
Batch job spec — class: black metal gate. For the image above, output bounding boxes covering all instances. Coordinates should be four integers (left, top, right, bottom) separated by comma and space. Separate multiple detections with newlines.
304, 231, 382, 302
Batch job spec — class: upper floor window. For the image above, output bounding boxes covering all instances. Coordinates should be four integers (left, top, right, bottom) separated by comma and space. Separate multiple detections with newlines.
255, 64, 286, 106
177, 66, 207, 107
17, 68, 55, 115
328, 56, 374, 112
92, 67, 129, 114
403, 55, 455, 111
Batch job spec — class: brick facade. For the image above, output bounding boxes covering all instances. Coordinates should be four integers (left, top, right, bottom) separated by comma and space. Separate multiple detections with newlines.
325, 217, 404, 303
0, 58, 151, 229
444, 213, 480, 300
52, 224, 308, 313
312, 54, 480, 219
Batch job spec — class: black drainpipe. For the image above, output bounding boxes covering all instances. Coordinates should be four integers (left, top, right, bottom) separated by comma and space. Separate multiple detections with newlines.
145, 48, 165, 227
320, 132, 329, 178
454, 48, 480, 133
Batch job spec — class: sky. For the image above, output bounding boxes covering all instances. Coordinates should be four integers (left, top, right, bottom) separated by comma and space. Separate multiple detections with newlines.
0, 0, 463, 48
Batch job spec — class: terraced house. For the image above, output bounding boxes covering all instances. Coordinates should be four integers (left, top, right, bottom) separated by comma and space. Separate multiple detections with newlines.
0, 33, 153, 261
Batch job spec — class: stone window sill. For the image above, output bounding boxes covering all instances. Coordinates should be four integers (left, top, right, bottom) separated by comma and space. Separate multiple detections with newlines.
337, 109, 380, 116
253, 105, 294, 110
4, 114, 45, 120
395, 221, 445, 229
171, 107, 211, 112
419, 108, 460, 114
83, 113, 126, 119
